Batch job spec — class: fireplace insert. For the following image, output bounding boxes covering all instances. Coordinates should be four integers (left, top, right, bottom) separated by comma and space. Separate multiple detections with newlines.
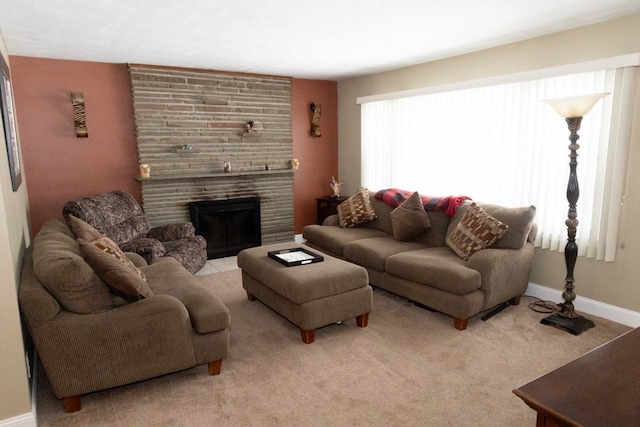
190, 197, 261, 259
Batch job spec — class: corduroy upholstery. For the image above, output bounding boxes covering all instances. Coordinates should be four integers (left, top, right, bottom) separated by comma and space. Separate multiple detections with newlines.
19, 219, 230, 412
303, 194, 537, 330
63, 190, 207, 274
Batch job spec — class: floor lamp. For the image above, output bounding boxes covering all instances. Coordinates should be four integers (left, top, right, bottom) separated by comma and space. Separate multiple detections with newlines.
540, 93, 608, 335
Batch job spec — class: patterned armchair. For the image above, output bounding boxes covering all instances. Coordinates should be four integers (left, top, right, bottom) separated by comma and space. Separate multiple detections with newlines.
63, 190, 207, 274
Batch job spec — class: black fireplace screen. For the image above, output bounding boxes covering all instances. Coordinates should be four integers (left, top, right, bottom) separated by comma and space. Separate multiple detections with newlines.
190, 197, 261, 259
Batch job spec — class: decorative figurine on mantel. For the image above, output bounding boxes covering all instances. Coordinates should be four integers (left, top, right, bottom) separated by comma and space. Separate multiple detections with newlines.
330, 176, 342, 197
246, 121, 255, 134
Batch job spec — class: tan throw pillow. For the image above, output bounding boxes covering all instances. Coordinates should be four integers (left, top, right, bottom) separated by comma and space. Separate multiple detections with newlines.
337, 188, 377, 228
446, 202, 509, 261
390, 191, 431, 241
66, 214, 104, 241
79, 237, 153, 301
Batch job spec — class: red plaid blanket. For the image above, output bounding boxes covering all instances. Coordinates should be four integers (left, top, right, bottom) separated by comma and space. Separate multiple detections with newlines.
374, 188, 470, 216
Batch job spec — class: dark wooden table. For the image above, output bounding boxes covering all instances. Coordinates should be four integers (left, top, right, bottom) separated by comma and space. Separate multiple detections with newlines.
316, 195, 347, 224
513, 326, 640, 426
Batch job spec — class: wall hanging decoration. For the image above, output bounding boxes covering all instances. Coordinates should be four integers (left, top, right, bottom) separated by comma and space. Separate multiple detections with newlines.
71, 92, 88, 137
310, 103, 322, 137
0, 54, 22, 191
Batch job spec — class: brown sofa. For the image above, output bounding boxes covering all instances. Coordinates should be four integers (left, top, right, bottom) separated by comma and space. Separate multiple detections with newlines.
302, 191, 537, 330
19, 218, 230, 412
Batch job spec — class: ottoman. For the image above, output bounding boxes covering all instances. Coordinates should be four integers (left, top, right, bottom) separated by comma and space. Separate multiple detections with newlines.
238, 243, 372, 343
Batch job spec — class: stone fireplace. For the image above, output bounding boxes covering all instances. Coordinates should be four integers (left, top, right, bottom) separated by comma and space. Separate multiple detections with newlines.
129, 65, 294, 246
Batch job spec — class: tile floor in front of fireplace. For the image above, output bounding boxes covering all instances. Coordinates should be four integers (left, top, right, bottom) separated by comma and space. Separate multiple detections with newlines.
195, 235, 305, 276
195, 256, 239, 276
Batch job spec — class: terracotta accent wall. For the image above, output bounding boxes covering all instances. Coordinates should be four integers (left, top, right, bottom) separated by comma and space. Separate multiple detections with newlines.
9, 56, 338, 236
10, 57, 142, 234
291, 79, 339, 232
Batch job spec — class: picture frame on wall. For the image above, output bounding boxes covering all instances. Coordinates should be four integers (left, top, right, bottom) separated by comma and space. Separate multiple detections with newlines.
0, 54, 22, 192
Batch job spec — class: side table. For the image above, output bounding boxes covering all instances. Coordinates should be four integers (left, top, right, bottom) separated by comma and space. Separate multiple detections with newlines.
513, 326, 640, 426
316, 195, 347, 224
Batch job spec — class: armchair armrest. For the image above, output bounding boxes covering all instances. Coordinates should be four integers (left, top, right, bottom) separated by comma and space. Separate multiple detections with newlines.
121, 237, 165, 264
148, 222, 197, 241
34, 295, 196, 399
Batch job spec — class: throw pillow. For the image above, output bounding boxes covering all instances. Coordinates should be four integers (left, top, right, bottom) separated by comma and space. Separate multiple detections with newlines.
66, 214, 104, 241
337, 187, 377, 228
446, 202, 509, 261
476, 204, 537, 249
390, 191, 431, 241
79, 237, 153, 302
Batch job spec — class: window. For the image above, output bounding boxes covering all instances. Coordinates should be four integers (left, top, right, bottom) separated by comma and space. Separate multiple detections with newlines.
360, 67, 636, 261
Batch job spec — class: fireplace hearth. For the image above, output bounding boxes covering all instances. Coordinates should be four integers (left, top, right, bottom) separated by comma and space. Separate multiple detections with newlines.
190, 197, 261, 259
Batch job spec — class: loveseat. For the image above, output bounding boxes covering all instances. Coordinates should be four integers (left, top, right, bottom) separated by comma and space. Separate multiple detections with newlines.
18, 217, 230, 412
302, 189, 536, 330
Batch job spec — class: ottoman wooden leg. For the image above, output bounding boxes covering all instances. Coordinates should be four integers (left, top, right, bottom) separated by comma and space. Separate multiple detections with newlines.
300, 328, 315, 344
246, 291, 256, 301
356, 313, 369, 328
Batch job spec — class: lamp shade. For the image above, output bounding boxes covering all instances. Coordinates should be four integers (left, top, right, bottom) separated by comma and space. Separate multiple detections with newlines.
543, 93, 609, 118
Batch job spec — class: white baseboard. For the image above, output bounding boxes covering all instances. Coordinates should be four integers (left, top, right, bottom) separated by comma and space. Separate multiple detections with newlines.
0, 353, 38, 427
526, 282, 640, 328
0, 413, 36, 427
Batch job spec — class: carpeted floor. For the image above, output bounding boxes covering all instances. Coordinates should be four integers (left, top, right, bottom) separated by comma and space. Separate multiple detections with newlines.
36, 268, 630, 426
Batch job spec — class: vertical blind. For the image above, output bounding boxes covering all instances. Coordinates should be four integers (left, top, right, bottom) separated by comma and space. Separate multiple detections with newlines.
361, 68, 636, 261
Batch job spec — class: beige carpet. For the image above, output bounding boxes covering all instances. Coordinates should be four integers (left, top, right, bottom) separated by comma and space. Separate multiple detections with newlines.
36, 269, 630, 426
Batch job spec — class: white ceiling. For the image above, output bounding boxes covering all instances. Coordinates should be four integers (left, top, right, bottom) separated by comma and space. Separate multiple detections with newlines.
1, 0, 639, 80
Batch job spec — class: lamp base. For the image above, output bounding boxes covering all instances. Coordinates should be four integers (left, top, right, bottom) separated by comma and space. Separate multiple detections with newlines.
541, 313, 595, 336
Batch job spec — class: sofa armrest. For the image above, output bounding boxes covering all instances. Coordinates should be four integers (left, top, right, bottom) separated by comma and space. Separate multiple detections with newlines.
467, 243, 535, 309
32, 295, 196, 399
323, 214, 339, 226
124, 252, 148, 268
148, 222, 196, 241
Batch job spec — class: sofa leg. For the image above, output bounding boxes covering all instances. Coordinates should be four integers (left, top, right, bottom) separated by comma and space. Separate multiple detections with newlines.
356, 313, 369, 327
208, 359, 222, 376
453, 318, 468, 330
300, 329, 315, 344
246, 291, 256, 301
510, 295, 522, 306
63, 395, 81, 413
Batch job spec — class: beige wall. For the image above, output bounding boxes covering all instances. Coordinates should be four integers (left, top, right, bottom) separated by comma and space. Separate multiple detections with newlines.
338, 13, 640, 312
0, 33, 34, 421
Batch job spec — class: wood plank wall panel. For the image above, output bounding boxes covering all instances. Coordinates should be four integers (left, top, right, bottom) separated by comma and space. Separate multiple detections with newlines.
129, 65, 294, 243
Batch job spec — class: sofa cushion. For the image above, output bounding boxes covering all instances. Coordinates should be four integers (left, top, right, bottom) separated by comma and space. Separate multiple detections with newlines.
385, 247, 481, 295
66, 214, 104, 240
390, 191, 431, 241
337, 187, 377, 228
303, 224, 389, 257
79, 237, 152, 301
32, 219, 114, 314
446, 202, 508, 261
344, 236, 427, 271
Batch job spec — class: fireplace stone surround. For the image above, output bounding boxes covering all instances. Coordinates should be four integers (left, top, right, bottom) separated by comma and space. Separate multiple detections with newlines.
129, 65, 294, 246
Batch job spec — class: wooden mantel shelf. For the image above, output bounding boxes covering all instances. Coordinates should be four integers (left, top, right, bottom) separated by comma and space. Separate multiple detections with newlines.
136, 169, 293, 182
